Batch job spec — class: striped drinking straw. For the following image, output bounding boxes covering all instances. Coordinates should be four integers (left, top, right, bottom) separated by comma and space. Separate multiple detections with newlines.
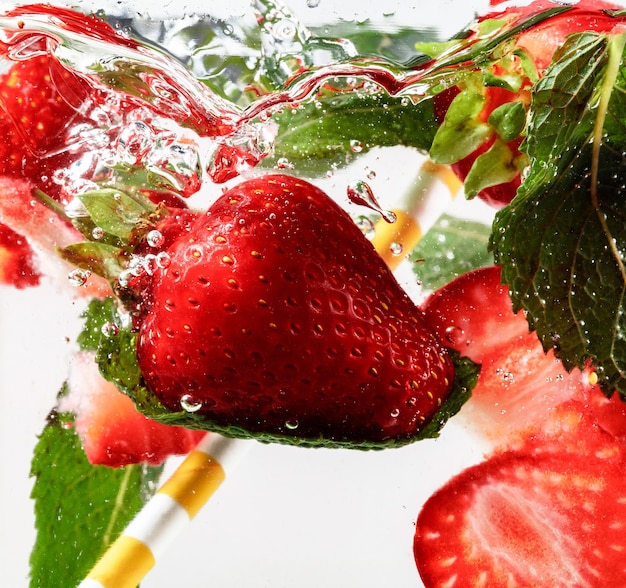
78, 158, 460, 588
79, 434, 250, 588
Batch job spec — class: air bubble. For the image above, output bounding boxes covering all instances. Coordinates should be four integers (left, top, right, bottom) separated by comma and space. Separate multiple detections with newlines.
68, 269, 91, 287
275, 157, 295, 170
390, 408, 400, 418
180, 394, 203, 413
146, 230, 165, 248
156, 252, 171, 268
390, 242, 404, 256
101, 322, 119, 337
349, 139, 363, 153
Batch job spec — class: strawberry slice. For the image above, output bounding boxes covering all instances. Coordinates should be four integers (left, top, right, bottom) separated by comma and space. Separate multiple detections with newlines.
422, 266, 529, 364
414, 434, 626, 588
63, 352, 205, 467
423, 266, 584, 446
0, 176, 111, 297
135, 174, 458, 447
0, 222, 40, 288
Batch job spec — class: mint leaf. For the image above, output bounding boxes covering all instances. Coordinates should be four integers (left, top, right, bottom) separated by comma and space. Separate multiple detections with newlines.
30, 400, 162, 588
411, 214, 493, 291
491, 32, 626, 396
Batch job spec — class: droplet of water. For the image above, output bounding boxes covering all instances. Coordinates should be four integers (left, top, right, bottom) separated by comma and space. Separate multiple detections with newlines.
349, 139, 363, 153
285, 419, 299, 430
68, 269, 91, 287
180, 394, 203, 413
390, 242, 404, 256
146, 229, 164, 248
347, 180, 396, 223
92, 226, 105, 240
101, 322, 119, 337
306, 0, 320, 7
355, 215, 376, 240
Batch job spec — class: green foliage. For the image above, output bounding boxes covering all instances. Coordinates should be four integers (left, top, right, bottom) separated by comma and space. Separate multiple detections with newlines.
411, 214, 494, 291
29, 400, 161, 588
491, 32, 626, 396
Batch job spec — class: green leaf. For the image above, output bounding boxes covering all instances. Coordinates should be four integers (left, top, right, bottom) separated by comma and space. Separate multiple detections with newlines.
418, 350, 479, 439
491, 31, 626, 396
464, 138, 523, 199
429, 87, 492, 164
30, 400, 162, 588
489, 101, 527, 142
78, 189, 155, 241
77, 298, 122, 352
262, 91, 438, 175
410, 214, 494, 291
59, 242, 126, 281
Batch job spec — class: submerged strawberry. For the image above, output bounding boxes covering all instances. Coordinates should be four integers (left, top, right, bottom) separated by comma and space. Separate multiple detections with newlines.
414, 413, 626, 588
423, 266, 585, 445
63, 352, 205, 467
135, 174, 458, 447
0, 51, 91, 288
430, 0, 624, 208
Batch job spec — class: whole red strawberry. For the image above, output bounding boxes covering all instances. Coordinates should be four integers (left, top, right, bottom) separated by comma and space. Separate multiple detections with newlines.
136, 174, 456, 447
431, 0, 624, 208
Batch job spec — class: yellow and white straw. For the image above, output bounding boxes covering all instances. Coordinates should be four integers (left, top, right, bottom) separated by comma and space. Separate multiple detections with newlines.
372, 160, 461, 270
79, 434, 250, 588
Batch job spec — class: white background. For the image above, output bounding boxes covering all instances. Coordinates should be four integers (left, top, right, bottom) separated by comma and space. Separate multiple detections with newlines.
0, 1, 496, 587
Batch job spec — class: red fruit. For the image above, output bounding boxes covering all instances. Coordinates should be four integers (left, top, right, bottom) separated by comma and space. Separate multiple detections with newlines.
64, 352, 205, 467
414, 425, 626, 588
0, 222, 41, 288
0, 51, 91, 288
433, 0, 624, 208
136, 174, 455, 446
423, 266, 583, 445
422, 266, 528, 364
0, 176, 111, 297
0, 52, 87, 199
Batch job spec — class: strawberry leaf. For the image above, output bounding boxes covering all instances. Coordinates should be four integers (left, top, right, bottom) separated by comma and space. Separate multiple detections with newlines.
491, 31, 626, 396
77, 189, 155, 241
59, 242, 126, 281
29, 398, 162, 588
429, 87, 491, 165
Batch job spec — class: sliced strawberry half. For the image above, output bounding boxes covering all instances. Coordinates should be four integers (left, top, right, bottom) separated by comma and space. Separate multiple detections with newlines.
414, 408, 626, 588
63, 352, 206, 467
422, 266, 585, 446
